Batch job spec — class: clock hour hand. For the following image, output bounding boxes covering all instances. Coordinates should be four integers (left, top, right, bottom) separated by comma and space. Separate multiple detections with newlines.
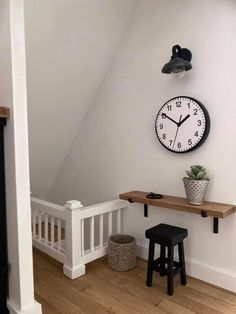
162, 113, 178, 125
178, 114, 190, 127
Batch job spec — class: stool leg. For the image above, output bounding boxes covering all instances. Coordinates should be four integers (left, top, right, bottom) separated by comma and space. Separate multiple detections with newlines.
160, 245, 165, 277
146, 240, 155, 287
178, 242, 187, 286
167, 246, 174, 296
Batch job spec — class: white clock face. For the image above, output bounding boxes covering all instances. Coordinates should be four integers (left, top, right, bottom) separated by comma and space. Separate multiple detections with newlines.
155, 97, 210, 153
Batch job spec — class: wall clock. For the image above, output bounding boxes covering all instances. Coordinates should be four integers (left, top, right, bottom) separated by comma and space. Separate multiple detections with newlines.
155, 96, 210, 153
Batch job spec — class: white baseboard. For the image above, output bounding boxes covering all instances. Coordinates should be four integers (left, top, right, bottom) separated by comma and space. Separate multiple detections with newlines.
7, 300, 42, 314
136, 243, 236, 293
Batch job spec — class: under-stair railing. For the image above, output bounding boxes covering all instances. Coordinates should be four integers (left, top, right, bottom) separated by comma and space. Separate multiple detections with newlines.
31, 197, 127, 279
31, 197, 66, 263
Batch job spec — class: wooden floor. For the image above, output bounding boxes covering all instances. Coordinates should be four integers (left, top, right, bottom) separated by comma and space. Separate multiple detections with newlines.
33, 248, 236, 314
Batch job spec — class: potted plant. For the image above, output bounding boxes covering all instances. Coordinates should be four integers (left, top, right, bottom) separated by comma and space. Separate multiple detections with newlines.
183, 165, 209, 205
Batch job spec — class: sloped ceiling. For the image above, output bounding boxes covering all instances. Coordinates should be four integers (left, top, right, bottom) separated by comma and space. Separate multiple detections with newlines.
24, 0, 138, 198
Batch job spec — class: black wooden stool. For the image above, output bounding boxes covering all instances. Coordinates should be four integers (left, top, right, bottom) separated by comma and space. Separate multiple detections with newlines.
145, 223, 188, 296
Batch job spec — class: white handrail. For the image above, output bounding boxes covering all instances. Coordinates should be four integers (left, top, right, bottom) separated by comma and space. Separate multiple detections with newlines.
31, 197, 66, 219
79, 200, 127, 219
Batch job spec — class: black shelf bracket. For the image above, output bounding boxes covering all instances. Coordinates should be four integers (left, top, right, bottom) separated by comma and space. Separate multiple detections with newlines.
128, 199, 220, 233
144, 204, 148, 217
213, 217, 219, 234
128, 198, 149, 217
201, 210, 208, 218
201, 211, 219, 234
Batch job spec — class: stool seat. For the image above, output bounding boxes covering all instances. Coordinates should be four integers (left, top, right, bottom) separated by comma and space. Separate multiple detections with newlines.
145, 223, 188, 296
146, 223, 188, 246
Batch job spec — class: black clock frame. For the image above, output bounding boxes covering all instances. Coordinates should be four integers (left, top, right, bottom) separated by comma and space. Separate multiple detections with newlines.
155, 96, 210, 153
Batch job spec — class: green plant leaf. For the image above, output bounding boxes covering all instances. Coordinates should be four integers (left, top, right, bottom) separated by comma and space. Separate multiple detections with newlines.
196, 172, 205, 179
185, 165, 209, 180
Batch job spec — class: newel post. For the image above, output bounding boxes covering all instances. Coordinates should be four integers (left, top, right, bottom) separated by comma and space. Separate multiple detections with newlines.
63, 200, 86, 279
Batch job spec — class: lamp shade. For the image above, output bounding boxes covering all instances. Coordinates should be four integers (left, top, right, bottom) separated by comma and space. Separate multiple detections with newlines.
162, 58, 192, 74
162, 45, 192, 74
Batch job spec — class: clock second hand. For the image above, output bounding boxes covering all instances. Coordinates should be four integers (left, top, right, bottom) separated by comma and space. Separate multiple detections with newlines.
172, 115, 182, 149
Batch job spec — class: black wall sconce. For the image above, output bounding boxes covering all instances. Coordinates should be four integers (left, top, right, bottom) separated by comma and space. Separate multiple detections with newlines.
162, 45, 192, 76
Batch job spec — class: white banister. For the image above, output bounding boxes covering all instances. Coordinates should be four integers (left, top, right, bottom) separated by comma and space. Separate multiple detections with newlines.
44, 214, 48, 245
31, 197, 66, 219
63, 200, 85, 280
108, 211, 112, 237
31, 197, 66, 264
79, 200, 126, 219
50, 216, 55, 248
79, 200, 126, 266
38, 212, 42, 242
31, 196, 127, 280
90, 216, 95, 252
32, 210, 36, 238
57, 218, 61, 252
81, 219, 85, 256
117, 209, 122, 233
99, 214, 103, 248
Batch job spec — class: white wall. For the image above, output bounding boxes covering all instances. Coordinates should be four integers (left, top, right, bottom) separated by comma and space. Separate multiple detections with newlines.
0, 1, 41, 313
48, 0, 236, 291
0, 1, 12, 104
24, 0, 138, 199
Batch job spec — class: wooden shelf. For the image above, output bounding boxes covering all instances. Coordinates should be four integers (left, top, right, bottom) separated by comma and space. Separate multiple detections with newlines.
119, 191, 236, 234
0, 107, 10, 119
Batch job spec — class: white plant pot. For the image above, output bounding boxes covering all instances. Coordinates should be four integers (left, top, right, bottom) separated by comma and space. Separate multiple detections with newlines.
183, 178, 209, 205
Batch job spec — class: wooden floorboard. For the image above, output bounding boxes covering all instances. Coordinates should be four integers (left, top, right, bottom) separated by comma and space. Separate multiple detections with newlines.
33, 248, 236, 314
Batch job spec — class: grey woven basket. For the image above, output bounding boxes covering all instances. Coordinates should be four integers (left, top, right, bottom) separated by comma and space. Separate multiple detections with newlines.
108, 234, 136, 271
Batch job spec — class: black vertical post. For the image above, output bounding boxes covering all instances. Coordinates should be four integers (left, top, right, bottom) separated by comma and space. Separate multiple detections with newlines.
160, 244, 166, 276
167, 246, 174, 296
178, 242, 187, 285
146, 240, 155, 287
144, 204, 148, 217
0, 117, 9, 314
213, 217, 219, 234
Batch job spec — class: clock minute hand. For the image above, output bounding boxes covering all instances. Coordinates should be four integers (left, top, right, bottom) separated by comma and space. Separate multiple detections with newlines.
172, 114, 182, 149
178, 114, 190, 127
162, 113, 178, 126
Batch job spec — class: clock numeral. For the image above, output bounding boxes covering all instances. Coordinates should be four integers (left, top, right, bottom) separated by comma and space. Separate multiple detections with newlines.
176, 101, 182, 108
194, 131, 198, 137
161, 113, 166, 119
169, 140, 173, 146
187, 103, 191, 109
160, 124, 163, 129
162, 134, 166, 140
188, 139, 192, 146
197, 120, 201, 126
167, 105, 172, 111
194, 109, 198, 115
177, 142, 181, 148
